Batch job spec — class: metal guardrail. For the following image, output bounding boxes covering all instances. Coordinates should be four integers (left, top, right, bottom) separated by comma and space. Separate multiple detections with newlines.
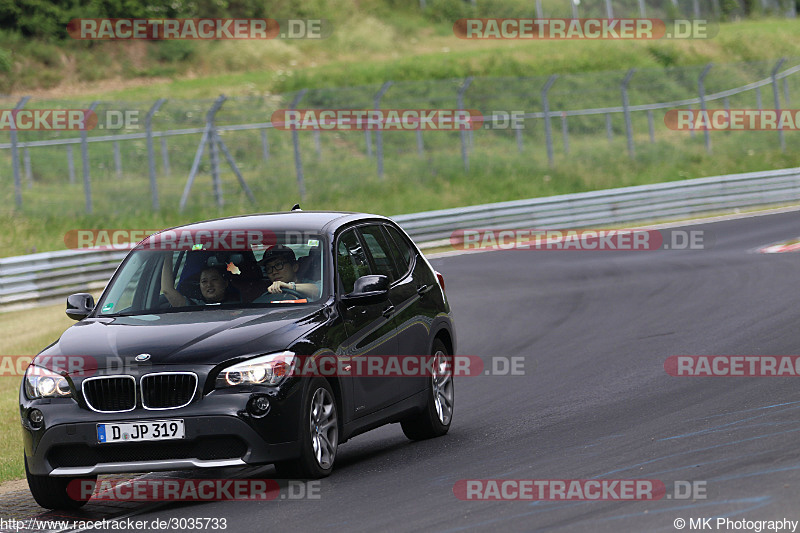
395, 167, 800, 243
1, 166, 799, 311
0, 249, 129, 310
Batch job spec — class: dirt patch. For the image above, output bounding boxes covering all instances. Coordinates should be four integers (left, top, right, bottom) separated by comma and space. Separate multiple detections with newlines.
0, 478, 27, 496
10, 75, 172, 100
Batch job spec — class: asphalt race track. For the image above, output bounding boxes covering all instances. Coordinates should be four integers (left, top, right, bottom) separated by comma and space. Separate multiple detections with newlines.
59, 209, 800, 532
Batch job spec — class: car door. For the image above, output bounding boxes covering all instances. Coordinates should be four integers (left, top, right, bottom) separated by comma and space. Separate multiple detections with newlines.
382, 223, 438, 395
356, 224, 426, 405
335, 227, 399, 418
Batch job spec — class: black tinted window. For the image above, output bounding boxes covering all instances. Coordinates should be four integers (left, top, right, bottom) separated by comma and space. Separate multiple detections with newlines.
359, 225, 401, 282
384, 224, 413, 271
337, 229, 371, 294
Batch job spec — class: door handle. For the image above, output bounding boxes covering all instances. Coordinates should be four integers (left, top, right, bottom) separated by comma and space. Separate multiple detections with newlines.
417, 284, 433, 296
382, 305, 395, 318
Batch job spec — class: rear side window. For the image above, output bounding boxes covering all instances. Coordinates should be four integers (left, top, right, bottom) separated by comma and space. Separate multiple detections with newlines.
359, 225, 401, 282
384, 224, 414, 273
337, 229, 371, 294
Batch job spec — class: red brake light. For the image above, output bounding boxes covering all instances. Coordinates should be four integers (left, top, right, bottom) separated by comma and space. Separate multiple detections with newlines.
435, 271, 445, 293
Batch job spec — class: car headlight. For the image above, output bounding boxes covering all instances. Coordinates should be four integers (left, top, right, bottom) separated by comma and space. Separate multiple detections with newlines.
216, 351, 296, 389
24, 365, 72, 400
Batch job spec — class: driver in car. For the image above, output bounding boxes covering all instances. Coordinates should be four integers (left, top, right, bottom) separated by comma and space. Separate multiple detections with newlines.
256, 245, 321, 301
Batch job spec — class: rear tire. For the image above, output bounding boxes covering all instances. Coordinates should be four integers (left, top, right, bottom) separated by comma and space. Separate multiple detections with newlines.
274, 378, 338, 479
401, 339, 454, 440
25, 456, 96, 510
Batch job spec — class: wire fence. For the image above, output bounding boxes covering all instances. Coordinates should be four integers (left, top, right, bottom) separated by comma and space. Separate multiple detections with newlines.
2, 57, 800, 218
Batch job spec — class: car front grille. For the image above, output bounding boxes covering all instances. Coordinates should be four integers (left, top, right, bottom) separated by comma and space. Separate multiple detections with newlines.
82, 373, 198, 412
141, 372, 197, 409
82, 376, 136, 413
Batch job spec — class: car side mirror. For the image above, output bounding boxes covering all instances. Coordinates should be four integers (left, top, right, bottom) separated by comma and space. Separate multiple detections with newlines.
341, 275, 389, 306
66, 293, 95, 321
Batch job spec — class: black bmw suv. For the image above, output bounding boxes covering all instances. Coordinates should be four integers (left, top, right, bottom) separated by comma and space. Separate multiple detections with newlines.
20, 211, 456, 509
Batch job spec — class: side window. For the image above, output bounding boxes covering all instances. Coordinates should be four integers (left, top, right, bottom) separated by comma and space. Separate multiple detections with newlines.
359, 225, 401, 282
384, 224, 414, 273
337, 230, 371, 294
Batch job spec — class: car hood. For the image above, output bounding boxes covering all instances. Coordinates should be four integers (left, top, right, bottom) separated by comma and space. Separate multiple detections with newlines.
37, 305, 327, 371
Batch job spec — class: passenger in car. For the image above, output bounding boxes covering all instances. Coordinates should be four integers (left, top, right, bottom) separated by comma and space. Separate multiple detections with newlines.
161, 255, 239, 306
255, 245, 321, 301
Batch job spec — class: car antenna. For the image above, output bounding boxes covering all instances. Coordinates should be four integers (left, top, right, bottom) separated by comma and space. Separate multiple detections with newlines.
291, 204, 302, 211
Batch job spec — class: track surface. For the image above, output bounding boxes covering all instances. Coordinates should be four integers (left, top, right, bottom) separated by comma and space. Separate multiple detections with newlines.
62, 210, 800, 531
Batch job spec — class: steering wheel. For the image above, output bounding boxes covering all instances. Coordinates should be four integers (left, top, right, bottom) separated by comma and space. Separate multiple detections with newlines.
278, 287, 305, 299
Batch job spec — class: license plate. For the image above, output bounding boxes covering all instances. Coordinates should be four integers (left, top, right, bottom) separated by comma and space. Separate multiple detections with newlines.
97, 419, 185, 444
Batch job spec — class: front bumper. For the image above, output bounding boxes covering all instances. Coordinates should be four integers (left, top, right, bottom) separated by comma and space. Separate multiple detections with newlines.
21, 378, 305, 477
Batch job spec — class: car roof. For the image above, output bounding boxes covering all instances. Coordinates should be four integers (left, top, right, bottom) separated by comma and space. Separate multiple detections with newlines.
144, 211, 392, 241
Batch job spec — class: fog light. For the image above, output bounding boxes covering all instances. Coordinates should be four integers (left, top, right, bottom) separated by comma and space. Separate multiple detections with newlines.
28, 409, 43, 428
247, 396, 270, 417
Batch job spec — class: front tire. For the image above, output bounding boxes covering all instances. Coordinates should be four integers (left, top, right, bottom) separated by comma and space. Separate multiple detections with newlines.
274, 378, 338, 479
401, 339, 454, 440
25, 456, 96, 510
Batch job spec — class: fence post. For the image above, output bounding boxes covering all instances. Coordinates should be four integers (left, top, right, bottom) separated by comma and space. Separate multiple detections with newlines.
535, 0, 543, 18
638, 0, 647, 17
290, 89, 308, 201
605, 0, 614, 18
208, 121, 222, 208
571, 0, 579, 19
542, 75, 558, 167
81, 101, 99, 214
11, 96, 30, 209
374, 81, 393, 179
23, 148, 32, 188
647, 110, 655, 143
783, 78, 790, 106
698, 63, 713, 154
755, 87, 762, 109
313, 130, 322, 160
771, 57, 787, 153
458, 77, 473, 172
179, 95, 225, 212
67, 145, 76, 184
693, 0, 700, 17
416, 129, 424, 157
113, 141, 122, 179
161, 137, 170, 176
145, 98, 167, 210
261, 129, 270, 162
561, 112, 569, 154
711, 0, 721, 17
621, 69, 636, 158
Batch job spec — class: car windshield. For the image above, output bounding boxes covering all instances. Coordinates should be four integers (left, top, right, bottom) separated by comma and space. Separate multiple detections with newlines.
96, 233, 326, 316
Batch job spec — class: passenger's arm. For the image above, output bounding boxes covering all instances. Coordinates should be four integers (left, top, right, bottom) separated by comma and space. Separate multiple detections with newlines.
161, 255, 186, 307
